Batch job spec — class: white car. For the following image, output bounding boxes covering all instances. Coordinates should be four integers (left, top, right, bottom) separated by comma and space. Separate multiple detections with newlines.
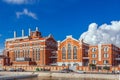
112, 70, 120, 74
76, 70, 85, 74
8, 68, 15, 71
0, 68, 5, 71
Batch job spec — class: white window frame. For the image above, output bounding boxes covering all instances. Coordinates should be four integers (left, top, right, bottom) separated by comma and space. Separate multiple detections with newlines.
92, 54, 96, 58
104, 46, 109, 52
91, 48, 97, 52
104, 53, 109, 58
92, 60, 97, 64
103, 60, 109, 64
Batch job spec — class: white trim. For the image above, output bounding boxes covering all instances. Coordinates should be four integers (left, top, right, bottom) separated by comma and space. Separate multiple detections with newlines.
98, 44, 102, 61
7, 40, 45, 46
61, 35, 79, 43
6, 36, 28, 41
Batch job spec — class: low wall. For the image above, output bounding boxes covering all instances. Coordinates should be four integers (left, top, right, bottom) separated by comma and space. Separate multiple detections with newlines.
2, 66, 120, 72
0, 72, 119, 80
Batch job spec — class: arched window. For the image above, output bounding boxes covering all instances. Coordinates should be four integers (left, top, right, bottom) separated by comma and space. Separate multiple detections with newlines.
17, 50, 20, 58
32, 49, 35, 61
14, 50, 17, 61
73, 46, 77, 59
62, 47, 66, 59
27, 49, 30, 57
36, 48, 40, 61
68, 44, 71, 59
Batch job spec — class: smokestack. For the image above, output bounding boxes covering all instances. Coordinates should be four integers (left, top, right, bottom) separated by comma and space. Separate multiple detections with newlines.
29, 28, 31, 36
22, 29, 24, 37
14, 31, 16, 38
36, 27, 38, 31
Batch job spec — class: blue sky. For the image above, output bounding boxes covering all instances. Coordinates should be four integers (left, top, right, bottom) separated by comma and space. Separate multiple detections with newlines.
0, 0, 120, 50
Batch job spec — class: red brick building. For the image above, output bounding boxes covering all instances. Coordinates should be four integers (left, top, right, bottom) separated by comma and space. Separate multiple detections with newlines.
0, 55, 10, 66
57, 35, 120, 69
2, 28, 120, 71
89, 44, 120, 70
4, 27, 57, 66
57, 35, 89, 67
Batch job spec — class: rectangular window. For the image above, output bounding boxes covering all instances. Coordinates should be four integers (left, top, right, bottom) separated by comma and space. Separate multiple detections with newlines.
92, 54, 96, 58
104, 47, 109, 52
92, 60, 96, 64
92, 48, 97, 52
104, 53, 109, 58
103, 60, 109, 64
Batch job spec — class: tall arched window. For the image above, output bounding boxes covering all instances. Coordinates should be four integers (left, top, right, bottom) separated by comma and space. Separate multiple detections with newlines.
27, 49, 30, 58
17, 50, 20, 58
36, 48, 40, 61
62, 47, 66, 59
14, 50, 17, 61
73, 46, 77, 59
32, 49, 35, 61
68, 44, 71, 59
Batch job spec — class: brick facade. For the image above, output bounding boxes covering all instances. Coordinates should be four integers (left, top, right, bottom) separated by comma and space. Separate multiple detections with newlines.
1, 28, 120, 71
4, 28, 57, 66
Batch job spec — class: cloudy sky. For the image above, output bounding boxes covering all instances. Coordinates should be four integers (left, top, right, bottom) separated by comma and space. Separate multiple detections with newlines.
0, 0, 120, 51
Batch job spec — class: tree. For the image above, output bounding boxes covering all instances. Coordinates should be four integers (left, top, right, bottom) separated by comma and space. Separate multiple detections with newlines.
103, 66, 110, 73
36, 68, 40, 71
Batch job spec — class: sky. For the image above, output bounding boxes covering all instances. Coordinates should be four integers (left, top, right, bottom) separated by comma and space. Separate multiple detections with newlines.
0, 0, 120, 52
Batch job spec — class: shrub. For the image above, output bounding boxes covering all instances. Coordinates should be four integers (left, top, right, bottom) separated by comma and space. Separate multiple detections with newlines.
36, 68, 40, 71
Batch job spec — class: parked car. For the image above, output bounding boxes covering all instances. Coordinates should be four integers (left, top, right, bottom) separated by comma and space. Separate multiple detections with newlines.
112, 70, 120, 74
8, 68, 16, 71
16, 68, 24, 72
75, 70, 85, 74
60, 69, 74, 73
41, 68, 50, 71
0, 68, 5, 71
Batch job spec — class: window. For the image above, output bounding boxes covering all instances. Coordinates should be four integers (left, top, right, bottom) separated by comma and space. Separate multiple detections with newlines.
104, 46, 109, 52
73, 46, 77, 59
92, 60, 97, 64
32, 49, 35, 61
92, 48, 97, 52
14, 50, 17, 60
103, 60, 109, 64
92, 54, 96, 58
62, 47, 66, 59
62, 64, 65, 66
68, 64, 71, 66
73, 63, 79, 66
25, 50, 27, 57
67, 44, 71, 59
17, 50, 20, 58
36, 48, 40, 61
104, 53, 109, 58
27, 49, 30, 57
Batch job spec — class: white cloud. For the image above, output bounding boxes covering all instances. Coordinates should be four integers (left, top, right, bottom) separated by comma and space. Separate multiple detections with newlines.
16, 8, 38, 20
0, 48, 3, 54
79, 21, 120, 47
3, 0, 39, 5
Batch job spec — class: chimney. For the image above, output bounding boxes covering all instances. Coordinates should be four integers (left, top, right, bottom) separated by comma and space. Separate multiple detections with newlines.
29, 28, 31, 36
14, 31, 16, 38
22, 29, 24, 37
36, 27, 38, 31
